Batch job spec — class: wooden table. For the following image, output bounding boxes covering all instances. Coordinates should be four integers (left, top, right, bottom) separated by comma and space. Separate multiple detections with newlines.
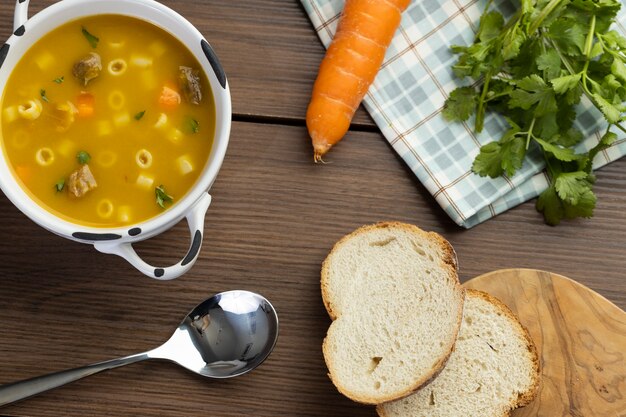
0, 1, 624, 416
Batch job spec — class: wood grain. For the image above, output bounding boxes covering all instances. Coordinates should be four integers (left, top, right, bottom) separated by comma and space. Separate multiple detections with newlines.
465, 269, 626, 417
0, 122, 624, 417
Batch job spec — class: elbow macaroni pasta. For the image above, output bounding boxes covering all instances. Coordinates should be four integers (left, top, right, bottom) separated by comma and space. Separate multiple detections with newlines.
18, 99, 43, 120
107, 59, 128, 76
97, 199, 114, 219
35, 147, 54, 166
107, 90, 126, 111
135, 149, 153, 169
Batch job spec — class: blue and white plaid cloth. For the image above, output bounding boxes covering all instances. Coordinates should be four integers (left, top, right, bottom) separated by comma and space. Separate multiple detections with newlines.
300, 0, 626, 228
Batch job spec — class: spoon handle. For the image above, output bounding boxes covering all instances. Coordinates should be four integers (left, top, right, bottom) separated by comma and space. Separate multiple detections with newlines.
0, 351, 149, 407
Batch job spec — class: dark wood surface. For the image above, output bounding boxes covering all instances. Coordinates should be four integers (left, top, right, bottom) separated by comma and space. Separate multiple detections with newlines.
0, 1, 624, 416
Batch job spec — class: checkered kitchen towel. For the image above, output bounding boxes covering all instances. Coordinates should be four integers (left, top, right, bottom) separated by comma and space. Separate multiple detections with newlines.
301, 0, 626, 228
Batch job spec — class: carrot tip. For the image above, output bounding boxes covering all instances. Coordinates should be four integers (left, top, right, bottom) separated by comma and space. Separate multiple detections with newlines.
313, 142, 332, 163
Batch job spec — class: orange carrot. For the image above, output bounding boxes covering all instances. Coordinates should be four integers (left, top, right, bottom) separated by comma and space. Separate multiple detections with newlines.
158, 84, 181, 110
306, 0, 410, 162
76, 92, 95, 118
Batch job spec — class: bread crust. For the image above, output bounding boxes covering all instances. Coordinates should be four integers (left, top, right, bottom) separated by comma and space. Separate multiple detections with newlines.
320, 221, 464, 404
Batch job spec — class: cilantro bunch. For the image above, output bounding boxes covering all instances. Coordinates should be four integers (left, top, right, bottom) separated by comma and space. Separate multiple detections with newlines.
443, 0, 626, 225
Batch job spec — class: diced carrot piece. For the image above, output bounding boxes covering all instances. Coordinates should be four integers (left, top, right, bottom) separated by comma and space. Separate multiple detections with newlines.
158, 84, 181, 110
76, 92, 95, 118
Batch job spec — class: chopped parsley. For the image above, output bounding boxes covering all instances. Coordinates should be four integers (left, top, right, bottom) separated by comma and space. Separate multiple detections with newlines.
81, 26, 99, 49
155, 185, 174, 208
40, 89, 49, 103
189, 117, 199, 134
53, 76, 64, 84
134, 110, 146, 121
54, 178, 65, 192
77, 150, 91, 165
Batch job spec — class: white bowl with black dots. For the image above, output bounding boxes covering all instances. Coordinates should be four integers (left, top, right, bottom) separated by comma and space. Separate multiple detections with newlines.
0, 0, 231, 280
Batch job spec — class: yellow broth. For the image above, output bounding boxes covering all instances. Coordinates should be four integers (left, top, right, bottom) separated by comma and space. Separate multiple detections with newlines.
1, 15, 215, 227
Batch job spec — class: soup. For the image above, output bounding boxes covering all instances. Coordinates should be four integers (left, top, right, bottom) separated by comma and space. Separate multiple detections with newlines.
0, 15, 215, 227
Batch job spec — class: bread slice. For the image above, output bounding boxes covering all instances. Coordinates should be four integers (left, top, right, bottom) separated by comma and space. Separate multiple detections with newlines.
377, 289, 540, 417
321, 222, 464, 404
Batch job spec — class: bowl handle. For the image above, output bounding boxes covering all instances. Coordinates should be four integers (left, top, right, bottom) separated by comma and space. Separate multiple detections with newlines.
14, 0, 30, 32
94, 193, 212, 280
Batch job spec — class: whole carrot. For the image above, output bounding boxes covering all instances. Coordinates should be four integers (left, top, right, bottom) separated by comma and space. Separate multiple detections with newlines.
306, 0, 410, 162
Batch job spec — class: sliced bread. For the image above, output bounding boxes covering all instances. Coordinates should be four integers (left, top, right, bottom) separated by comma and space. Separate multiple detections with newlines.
321, 222, 464, 404
377, 289, 540, 417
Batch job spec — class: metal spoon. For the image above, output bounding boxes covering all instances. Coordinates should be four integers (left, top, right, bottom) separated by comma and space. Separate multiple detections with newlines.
0, 290, 279, 407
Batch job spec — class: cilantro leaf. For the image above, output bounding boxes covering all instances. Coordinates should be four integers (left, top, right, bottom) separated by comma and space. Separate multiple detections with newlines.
592, 93, 621, 123
472, 142, 505, 178
535, 138, 581, 161
77, 150, 91, 165
443, 87, 477, 122
536, 185, 565, 226
610, 59, 626, 83
551, 73, 581, 94
499, 136, 526, 177
472, 131, 525, 178
548, 18, 586, 56
563, 188, 596, 219
53, 76, 64, 84
155, 185, 174, 209
189, 118, 200, 134
509, 75, 557, 116
54, 179, 65, 192
555, 171, 591, 205
40, 89, 49, 103
551, 127, 584, 148
502, 26, 525, 60
536, 49, 561, 80
134, 110, 146, 121
81, 26, 99, 49
477, 11, 504, 42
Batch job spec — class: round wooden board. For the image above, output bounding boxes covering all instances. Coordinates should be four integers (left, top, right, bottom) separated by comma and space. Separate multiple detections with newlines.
464, 269, 626, 416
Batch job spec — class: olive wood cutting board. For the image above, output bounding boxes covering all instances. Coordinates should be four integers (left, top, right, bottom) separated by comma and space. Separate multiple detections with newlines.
464, 269, 626, 417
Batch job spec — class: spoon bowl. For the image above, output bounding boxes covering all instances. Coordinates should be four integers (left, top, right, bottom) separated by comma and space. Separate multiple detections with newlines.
154, 290, 279, 378
0, 290, 279, 407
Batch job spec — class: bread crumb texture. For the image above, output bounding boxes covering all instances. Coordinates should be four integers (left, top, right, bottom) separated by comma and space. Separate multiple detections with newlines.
321, 222, 464, 404
377, 290, 540, 417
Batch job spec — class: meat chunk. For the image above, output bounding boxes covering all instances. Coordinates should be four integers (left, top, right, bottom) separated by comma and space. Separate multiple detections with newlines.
178, 66, 202, 105
67, 164, 97, 197
72, 52, 102, 86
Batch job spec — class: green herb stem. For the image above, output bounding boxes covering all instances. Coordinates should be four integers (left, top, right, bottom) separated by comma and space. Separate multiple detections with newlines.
476, 75, 492, 133
525, 118, 536, 150
528, 0, 564, 34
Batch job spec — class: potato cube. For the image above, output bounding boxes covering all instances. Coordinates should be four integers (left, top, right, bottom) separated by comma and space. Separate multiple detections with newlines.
130, 55, 153, 68
153, 113, 168, 129
136, 174, 154, 190
176, 155, 194, 175
3, 106, 18, 124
